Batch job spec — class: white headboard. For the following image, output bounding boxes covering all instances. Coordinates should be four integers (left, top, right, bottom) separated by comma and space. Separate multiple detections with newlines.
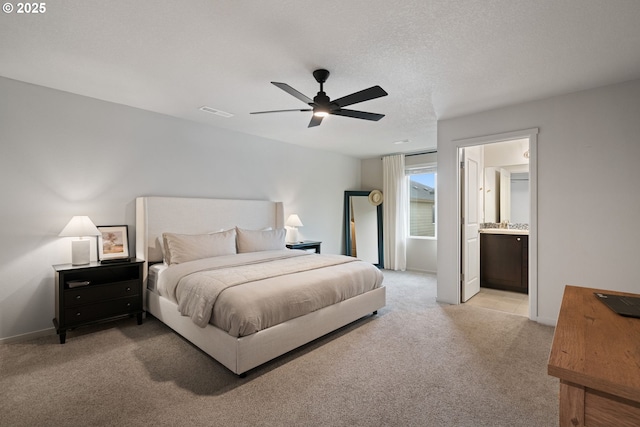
135, 196, 284, 267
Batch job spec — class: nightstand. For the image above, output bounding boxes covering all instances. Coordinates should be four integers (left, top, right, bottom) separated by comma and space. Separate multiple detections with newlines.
286, 240, 322, 254
52, 259, 144, 344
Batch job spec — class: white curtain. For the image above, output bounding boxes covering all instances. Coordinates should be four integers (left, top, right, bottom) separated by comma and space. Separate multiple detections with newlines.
383, 154, 407, 271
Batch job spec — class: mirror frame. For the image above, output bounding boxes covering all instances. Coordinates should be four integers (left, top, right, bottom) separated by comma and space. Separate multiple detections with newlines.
343, 190, 384, 268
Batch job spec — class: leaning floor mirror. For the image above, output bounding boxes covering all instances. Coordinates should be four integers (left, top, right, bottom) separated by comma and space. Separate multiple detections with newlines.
344, 190, 383, 267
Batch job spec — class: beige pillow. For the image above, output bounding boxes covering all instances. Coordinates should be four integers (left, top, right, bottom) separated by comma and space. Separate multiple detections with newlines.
163, 228, 237, 265
236, 227, 286, 253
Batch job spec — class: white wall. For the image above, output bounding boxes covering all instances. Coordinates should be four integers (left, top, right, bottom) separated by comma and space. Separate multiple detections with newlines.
437, 79, 640, 325
483, 139, 530, 168
361, 154, 437, 273
0, 77, 361, 340
360, 157, 383, 192
405, 238, 437, 273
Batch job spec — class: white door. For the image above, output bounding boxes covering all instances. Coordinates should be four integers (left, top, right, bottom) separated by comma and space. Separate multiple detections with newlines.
461, 147, 481, 302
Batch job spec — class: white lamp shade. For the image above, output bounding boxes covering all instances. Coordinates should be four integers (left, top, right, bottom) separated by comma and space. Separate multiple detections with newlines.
59, 216, 101, 237
285, 214, 304, 228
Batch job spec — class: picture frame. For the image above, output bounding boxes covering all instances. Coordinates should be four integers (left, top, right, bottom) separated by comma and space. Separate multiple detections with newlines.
97, 225, 130, 263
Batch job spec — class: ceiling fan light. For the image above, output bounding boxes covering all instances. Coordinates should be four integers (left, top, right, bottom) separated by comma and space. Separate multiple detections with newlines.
313, 111, 329, 117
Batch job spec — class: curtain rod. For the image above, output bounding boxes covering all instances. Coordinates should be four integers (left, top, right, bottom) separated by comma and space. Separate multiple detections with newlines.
406, 149, 437, 157
381, 149, 437, 159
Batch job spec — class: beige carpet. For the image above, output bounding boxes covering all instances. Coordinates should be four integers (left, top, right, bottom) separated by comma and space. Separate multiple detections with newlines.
0, 270, 558, 426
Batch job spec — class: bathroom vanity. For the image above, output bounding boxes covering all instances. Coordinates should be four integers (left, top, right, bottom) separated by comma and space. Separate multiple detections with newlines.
480, 229, 528, 294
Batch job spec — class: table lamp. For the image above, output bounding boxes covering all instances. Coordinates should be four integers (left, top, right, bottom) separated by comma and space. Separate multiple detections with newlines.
59, 216, 101, 265
285, 214, 304, 243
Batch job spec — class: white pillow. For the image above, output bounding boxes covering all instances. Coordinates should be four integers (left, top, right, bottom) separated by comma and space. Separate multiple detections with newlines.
163, 228, 237, 265
236, 227, 286, 253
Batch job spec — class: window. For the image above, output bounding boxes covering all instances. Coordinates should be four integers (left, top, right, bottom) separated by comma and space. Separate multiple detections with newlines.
407, 166, 436, 238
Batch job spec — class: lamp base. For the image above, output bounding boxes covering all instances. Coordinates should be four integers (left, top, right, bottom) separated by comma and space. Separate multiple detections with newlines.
71, 239, 91, 265
286, 228, 298, 244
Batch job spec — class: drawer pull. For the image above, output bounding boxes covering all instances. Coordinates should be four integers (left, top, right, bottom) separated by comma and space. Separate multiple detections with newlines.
126, 303, 131, 307
76, 312, 81, 316
76, 295, 81, 300
126, 287, 131, 291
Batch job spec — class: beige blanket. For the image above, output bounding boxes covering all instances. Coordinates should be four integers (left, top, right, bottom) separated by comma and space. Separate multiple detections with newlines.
159, 250, 384, 336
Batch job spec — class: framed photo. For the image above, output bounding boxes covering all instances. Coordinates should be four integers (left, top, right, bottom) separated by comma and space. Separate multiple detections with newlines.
97, 225, 130, 262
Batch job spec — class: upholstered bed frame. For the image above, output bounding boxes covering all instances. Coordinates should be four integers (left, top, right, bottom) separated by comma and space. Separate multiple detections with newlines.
135, 196, 386, 376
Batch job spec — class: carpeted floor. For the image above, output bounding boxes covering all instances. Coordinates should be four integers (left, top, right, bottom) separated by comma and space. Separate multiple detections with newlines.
0, 270, 558, 426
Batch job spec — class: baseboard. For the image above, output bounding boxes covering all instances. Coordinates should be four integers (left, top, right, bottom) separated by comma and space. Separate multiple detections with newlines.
405, 268, 437, 274
535, 316, 557, 327
0, 327, 56, 344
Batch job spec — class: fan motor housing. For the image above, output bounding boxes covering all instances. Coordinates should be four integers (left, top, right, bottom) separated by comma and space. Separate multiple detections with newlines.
313, 91, 331, 106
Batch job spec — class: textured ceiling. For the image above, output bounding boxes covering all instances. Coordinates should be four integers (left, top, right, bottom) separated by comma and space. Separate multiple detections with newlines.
2, 0, 640, 158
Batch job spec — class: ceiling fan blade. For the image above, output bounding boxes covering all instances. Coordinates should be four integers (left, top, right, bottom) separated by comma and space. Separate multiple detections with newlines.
272, 82, 314, 105
331, 109, 385, 121
308, 115, 324, 127
332, 85, 388, 108
251, 108, 312, 114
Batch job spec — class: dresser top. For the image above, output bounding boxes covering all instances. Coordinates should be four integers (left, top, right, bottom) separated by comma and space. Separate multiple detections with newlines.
548, 285, 640, 402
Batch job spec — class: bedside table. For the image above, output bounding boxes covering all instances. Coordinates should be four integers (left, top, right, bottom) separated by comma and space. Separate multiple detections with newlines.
286, 240, 321, 254
52, 259, 144, 344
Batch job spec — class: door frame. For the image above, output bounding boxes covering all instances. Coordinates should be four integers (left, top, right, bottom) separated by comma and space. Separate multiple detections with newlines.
454, 128, 538, 320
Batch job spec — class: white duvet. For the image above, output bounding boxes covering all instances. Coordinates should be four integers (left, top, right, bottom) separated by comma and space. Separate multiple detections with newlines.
156, 250, 384, 336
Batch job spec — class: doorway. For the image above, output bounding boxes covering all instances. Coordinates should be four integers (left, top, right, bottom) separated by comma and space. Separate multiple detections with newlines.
457, 129, 538, 320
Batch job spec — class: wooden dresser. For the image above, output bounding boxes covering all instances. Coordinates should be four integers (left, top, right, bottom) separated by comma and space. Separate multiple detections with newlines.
548, 285, 640, 427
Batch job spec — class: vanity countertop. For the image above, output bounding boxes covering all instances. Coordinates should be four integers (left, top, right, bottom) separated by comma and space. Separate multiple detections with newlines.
480, 228, 529, 235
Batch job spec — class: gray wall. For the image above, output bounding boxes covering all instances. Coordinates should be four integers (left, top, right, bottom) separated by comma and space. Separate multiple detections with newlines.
0, 77, 361, 340
437, 79, 640, 325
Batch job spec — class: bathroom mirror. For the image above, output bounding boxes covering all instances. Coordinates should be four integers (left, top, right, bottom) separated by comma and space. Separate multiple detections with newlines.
484, 167, 529, 224
344, 191, 383, 267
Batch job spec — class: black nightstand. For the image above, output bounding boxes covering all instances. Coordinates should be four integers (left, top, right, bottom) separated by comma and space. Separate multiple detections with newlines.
52, 259, 144, 344
286, 240, 322, 254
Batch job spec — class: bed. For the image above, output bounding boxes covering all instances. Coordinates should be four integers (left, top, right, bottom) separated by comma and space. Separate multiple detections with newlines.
135, 196, 386, 376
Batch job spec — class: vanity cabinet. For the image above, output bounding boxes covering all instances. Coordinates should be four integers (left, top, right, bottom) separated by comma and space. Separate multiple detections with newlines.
480, 233, 528, 293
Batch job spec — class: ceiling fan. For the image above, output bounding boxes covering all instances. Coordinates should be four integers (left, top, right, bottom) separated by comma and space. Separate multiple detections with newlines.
251, 69, 388, 127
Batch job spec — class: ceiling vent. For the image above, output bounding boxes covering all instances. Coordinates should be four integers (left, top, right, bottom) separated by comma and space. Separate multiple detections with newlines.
199, 106, 234, 118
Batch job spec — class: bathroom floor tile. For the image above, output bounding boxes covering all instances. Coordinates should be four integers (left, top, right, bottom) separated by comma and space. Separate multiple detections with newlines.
465, 288, 529, 317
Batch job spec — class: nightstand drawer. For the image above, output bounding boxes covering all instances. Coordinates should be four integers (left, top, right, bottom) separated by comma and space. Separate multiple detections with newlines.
64, 280, 140, 308
64, 296, 141, 326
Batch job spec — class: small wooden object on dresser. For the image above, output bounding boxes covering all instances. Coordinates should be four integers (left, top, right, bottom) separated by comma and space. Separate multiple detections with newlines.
285, 240, 322, 254
548, 285, 640, 427
52, 259, 144, 344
